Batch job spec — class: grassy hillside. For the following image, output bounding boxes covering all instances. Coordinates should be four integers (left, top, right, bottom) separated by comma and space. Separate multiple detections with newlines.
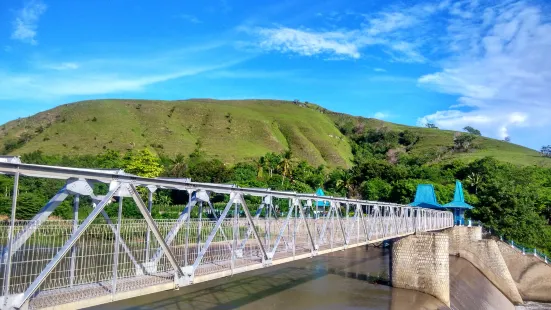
0, 99, 352, 168
329, 112, 551, 167
0, 99, 549, 167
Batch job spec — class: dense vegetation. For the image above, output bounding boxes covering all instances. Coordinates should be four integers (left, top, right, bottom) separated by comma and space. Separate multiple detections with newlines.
1, 132, 551, 256
1, 99, 550, 256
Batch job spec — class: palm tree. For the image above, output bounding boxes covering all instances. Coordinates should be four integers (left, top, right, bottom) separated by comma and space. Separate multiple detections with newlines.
465, 172, 482, 194
255, 156, 265, 179
336, 170, 355, 198
168, 153, 187, 177
279, 150, 293, 186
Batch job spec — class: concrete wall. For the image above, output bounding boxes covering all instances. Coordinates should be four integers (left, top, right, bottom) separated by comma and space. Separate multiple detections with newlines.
391, 232, 450, 306
497, 242, 551, 302
445, 227, 523, 305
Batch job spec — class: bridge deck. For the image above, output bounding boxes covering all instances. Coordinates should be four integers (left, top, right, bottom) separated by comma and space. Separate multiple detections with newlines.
0, 161, 453, 310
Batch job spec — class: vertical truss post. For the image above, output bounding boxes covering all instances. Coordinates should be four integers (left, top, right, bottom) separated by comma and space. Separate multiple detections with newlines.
12, 184, 121, 310
184, 190, 191, 267
197, 202, 203, 253
292, 199, 297, 259
319, 204, 333, 245
354, 203, 362, 243
231, 200, 237, 273
2, 171, 19, 305
334, 202, 348, 247
112, 197, 123, 297
128, 185, 184, 281
145, 188, 154, 262
69, 194, 79, 287
359, 204, 368, 242
297, 199, 316, 254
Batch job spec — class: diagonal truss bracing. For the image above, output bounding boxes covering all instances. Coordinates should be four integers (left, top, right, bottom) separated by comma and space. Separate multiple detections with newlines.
0, 162, 453, 310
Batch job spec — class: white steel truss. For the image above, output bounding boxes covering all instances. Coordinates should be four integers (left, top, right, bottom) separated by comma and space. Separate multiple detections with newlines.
0, 161, 453, 310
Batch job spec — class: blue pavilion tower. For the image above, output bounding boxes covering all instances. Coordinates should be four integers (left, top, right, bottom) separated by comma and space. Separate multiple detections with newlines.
444, 180, 473, 225
408, 184, 444, 209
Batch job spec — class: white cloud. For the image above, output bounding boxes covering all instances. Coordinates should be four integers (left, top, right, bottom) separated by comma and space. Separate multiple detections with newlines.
253, 27, 361, 59
179, 14, 201, 24
373, 68, 386, 72
418, 0, 551, 141
0, 50, 247, 100
43, 62, 80, 70
11, 0, 47, 45
373, 112, 388, 119
245, 2, 447, 62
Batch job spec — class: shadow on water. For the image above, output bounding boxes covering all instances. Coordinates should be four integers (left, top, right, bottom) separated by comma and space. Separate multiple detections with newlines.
91, 246, 447, 310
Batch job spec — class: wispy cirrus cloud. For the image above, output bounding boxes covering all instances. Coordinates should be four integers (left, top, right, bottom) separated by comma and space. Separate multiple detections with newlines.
179, 14, 202, 24
42, 62, 80, 70
0, 47, 248, 100
11, 0, 47, 45
244, 2, 446, 61
252, 27, 361, 59
418, 0, 551, 140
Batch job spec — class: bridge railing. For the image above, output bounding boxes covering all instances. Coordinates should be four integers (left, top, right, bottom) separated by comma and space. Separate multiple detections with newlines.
0, 161, 453, 309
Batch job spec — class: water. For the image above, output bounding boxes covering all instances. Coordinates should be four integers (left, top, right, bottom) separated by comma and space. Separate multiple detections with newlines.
90, 246, 448, 310
85, 245, 551, 310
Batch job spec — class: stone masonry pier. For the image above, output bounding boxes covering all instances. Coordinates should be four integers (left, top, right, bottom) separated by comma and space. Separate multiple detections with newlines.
391, 227, 527, 306
391, 232, 450, 306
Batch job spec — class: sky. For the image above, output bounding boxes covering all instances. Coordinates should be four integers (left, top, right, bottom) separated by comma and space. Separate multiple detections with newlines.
1, 0, 551, 150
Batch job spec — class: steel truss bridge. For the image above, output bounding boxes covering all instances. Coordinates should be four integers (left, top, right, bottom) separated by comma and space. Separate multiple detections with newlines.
0, 159, 453, 309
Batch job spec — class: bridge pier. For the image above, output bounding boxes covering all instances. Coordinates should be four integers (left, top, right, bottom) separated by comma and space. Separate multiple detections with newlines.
445, 226, 523, 305
391, 232, 450, 307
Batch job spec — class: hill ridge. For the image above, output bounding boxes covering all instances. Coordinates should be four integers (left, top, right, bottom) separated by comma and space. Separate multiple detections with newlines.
0, 99, 548, 167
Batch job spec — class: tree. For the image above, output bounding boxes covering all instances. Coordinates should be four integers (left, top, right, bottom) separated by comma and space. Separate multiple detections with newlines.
97, 150, 124, 169
399, 130, 419, 147
278, 150, 293, 185
463, 126, 481, 136
504, 136, 511, 142
263, 153, 280, 177
124, 148, 163, 178
453, 133, 476, 152
541, 145, 551, 158
465, 172, 483, 194
360, 178, 391, 201
167, 153, 187, 177
425, 123, 438, 129
335, 170, 356, 198
255, 156, 265, 179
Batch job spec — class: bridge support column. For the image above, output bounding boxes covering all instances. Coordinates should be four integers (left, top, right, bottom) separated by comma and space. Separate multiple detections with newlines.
446, 226, 523, 305
391, 232, 450, 307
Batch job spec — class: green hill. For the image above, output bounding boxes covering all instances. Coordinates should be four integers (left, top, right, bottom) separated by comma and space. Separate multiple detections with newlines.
0, 99, 549, 167
0, 99, 352, 168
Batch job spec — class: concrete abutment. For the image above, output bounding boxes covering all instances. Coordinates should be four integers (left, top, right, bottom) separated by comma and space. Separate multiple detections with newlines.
391, 226, 526, 306
391, 232, 450, 306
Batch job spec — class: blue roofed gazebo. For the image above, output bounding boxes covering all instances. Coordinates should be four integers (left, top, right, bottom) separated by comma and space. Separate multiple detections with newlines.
315, 188, 331, 208
408, 184, 444, 209
444, 180, 473, 225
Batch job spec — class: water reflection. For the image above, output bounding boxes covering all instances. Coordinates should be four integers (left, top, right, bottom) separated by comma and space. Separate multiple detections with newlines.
91, 246, 447, 310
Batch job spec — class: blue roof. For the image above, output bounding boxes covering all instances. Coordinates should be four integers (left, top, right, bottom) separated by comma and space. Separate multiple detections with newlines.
315, 188, 330, 207
443, 180, 473, 209
409, 184, 444, 209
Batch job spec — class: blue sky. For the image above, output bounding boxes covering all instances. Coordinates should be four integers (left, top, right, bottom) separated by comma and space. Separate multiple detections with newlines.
1, 0, 551, 150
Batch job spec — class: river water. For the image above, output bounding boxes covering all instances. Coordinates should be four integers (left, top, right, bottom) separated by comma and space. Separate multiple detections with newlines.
89, 246, 550, 310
